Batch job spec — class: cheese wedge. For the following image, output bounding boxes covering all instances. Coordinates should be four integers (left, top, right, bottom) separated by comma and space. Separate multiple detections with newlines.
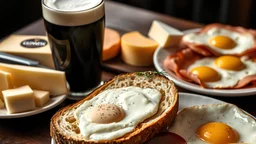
0, 35, 55, 68
0, 63, 68, 96
3, 85, 35, 114
0, 70, 13, 100
103, 28, 121, 61
121, 31, 159, 66
148, 20, 183, 48
33, 90, 50, 107
0, 99, 4, 109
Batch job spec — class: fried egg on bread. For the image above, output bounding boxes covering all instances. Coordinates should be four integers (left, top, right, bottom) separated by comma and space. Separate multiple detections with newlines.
182, 23, 256, 56
164, 48, 256, 88
50, 71, 179, 144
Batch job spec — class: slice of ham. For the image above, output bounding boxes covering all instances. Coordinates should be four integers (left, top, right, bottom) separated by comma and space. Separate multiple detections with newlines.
182, 23, 256, 56
164, 48, 207, 87
164, 48, 256, 89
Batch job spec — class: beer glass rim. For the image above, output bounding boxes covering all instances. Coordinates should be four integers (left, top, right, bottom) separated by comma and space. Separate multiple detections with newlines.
41, 0, 104, 14
42, 0, 105, 26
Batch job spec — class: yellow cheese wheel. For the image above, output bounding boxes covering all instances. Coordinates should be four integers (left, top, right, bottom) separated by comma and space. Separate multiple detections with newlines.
103, 28, 121, 61
121, 31, 159, 66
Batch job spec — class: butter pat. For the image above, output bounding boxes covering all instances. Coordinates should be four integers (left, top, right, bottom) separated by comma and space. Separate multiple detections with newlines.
0, 70, 13, 100
0, 99, 4, 109
148, 20, 183, 48
0, 35, 55, 68
33, 90, 50, 107
121, 31, 159, 66
3, 85, 35, 114
0, 63, 68, 96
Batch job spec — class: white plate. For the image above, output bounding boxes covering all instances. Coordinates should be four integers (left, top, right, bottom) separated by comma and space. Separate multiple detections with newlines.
0, 94, 67, 119
153, 29, 256, 97
51, 92, 224, 144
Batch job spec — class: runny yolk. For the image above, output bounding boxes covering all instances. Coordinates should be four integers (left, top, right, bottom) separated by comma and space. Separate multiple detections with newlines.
215, 56, 245, 71
190, 66, 221, 82
209, 35, 237, 49
196, 122, 239, 144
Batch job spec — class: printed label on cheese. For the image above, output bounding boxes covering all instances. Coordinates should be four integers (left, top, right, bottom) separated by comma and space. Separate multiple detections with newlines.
21, 38, 48, 48
0, 35, 55, 68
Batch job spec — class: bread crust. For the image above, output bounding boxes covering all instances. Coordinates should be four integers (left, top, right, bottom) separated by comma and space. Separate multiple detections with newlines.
51, 71, 178, 144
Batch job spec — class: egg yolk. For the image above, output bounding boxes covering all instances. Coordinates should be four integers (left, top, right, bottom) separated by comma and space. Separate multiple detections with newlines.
215, 56, 245, 71
191, 66, 221, 82
196, 122, 239, 144
89, 104, 125, 124
209, 35, 237, 49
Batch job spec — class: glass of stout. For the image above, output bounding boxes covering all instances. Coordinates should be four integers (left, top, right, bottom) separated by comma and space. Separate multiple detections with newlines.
41, 0, 105, 98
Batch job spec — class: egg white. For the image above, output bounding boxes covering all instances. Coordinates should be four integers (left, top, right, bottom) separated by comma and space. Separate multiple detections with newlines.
183, 27, 255, 55
168, 103, 256, 144
74, 86, 161, 141
187, 56, 256, 88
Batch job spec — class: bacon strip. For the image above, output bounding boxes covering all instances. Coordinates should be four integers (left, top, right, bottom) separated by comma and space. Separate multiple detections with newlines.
235, 75, 256, 88
164, 48, 206, 87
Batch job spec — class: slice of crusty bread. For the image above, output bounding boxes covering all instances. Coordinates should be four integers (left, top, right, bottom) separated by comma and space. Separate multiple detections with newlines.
51, 71, 179, 144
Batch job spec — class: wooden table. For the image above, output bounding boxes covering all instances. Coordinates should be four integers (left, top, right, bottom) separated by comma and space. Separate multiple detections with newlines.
0, 1, 255, 144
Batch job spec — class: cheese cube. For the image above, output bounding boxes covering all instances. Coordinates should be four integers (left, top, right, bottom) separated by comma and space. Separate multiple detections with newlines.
0, 35, 55, 68
148, 20, 183, 48
0, 99, 4, 109
121, 31, 159, 66
0, 70, 13, 100
33, 90, 50, 107
0, 63, 68, 96
3, 85, 35, 114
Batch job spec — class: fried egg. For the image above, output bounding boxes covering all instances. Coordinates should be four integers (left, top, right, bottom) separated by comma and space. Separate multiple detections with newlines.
188, 55, 256, 88
183, 26, 255, 55
169, 103, 256, 144
74, 86, 161, 141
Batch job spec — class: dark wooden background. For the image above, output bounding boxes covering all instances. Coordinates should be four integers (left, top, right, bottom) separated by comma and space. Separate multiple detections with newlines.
1, 0, 256, 39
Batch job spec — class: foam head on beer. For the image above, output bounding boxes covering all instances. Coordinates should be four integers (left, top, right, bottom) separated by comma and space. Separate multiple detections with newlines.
42, 0, 104, 26
44, 0, 102, 11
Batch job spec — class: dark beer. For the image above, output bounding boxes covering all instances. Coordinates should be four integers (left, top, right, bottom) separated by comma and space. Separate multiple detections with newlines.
42, 0, 105, 95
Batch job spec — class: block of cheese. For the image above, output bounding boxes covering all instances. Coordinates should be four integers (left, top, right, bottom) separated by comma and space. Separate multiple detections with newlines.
103, 28, 121, 61
0, 63, 68, 96
0, 99, 4, 109
2, 85, 35, 114
121, 31, 159, 66
148, 20, 183, 48
0, 70, 13, 100
33, 90, 50, 107
0, 35, 55, 68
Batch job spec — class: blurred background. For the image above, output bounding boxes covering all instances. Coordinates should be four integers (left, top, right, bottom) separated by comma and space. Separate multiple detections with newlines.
0, 0, 255, 39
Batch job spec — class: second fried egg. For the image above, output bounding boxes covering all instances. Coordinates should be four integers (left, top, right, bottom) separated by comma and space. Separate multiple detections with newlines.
188, 55, 256, 88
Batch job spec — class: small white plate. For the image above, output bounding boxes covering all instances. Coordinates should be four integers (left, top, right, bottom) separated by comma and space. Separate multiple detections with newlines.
0, 94, 67, 119
153, 29, 256, 97
51, 92, 224, 144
